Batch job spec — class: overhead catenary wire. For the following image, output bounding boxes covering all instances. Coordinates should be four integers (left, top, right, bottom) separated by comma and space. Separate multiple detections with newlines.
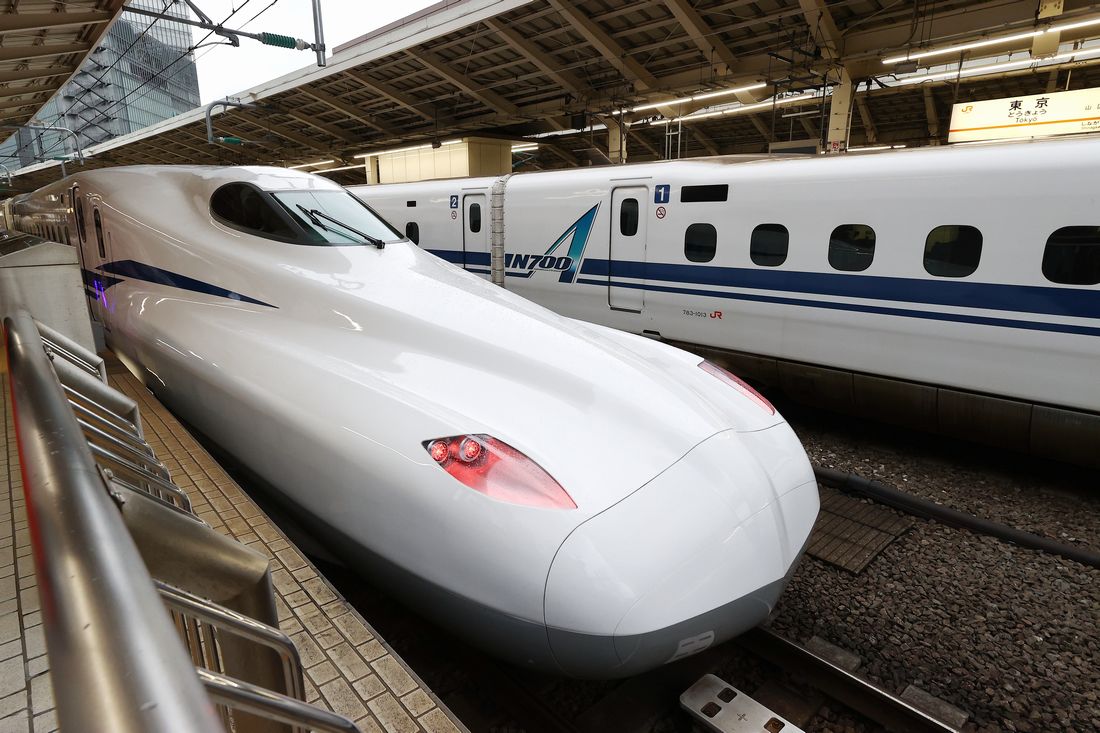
2, 0, 177, 164
31, 0, 276, 165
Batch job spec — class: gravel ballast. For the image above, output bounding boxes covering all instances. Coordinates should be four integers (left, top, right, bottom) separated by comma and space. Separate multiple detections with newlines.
769, 402, 1100, 733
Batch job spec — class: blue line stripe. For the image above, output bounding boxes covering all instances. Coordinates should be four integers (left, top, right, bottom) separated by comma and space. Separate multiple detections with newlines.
578, 259, 1100, 320
578, 277, 1100, 338
97, 260, 276, 308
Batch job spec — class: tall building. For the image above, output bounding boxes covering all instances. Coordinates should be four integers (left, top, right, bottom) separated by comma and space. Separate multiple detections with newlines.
1, 0, 200, 168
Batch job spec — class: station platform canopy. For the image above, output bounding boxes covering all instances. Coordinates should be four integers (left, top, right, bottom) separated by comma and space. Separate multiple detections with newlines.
8, 0, 1100, 190
0, 1, 126, 131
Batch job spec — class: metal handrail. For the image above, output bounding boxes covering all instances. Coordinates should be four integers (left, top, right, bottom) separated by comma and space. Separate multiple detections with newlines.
4, 310, 223, 732
199, 670, 361, 733
35, 318, 106, 380
158, 583, 306, 703
63, 383, 143, 438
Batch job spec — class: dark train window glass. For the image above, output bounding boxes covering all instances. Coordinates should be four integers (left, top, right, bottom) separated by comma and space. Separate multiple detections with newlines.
211, 183, 299, 241
681, 184, 728, 203
620, 198, 639, 236
685, 223, 717, 262
75, 197, 86, 243
93, 209, 105, 258
1043, 226, 1100, 285
469, 203, 481, 233
405, 221, 420, 245
406, 200, 416, 207
828, 224, 875, 272
924, 225, 982, 277
750, 224, 789, 267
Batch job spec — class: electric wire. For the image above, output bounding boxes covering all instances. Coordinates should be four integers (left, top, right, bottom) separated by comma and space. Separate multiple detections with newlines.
31, 0, 277, 165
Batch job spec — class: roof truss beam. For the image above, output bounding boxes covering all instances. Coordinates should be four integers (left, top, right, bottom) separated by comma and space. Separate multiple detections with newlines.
0, 11, 113, 34
483, 17, 593, 99
408, 48, 519, 117
546, 0, 658, 91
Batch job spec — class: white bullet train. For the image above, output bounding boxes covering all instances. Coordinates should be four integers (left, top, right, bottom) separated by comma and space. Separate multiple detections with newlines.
7, 165, 818, 678
355, 136, 1100, 466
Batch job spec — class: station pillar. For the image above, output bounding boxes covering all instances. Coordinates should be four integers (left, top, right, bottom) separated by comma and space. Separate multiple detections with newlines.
826, 68, 853, 154
365, 155, 380, 184
606, 117, 627, 164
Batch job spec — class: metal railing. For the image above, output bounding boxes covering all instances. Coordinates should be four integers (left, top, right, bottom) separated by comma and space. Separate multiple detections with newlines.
4, 310, 361, 733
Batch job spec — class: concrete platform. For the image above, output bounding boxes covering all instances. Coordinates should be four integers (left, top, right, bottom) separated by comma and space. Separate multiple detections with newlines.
0, 355, 468, 733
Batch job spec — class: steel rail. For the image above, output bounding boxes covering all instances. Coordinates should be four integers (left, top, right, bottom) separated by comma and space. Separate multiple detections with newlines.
4, 310, 223, 733
737, 628, 959, 733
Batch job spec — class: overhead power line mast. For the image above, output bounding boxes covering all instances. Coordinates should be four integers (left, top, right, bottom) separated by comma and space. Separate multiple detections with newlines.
125, 0, 327, 67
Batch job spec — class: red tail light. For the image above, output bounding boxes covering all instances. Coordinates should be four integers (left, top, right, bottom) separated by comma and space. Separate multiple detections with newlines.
699, 360, 775, 415
423, 434, 576, 510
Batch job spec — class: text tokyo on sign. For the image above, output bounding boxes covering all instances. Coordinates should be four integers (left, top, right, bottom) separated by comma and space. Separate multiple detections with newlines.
948, 87, 1100, 143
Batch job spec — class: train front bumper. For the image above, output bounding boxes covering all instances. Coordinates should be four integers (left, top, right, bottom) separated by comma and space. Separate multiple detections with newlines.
543, 426, 819, 678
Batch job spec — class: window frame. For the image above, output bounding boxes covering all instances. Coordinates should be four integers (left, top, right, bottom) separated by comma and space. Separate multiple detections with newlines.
684, 222, 718, 263
828, 223, 876, 272
923, 225, 983, 278
1042, 225, 1100, 286
619, 198, 639, 237
749, 223, 789, 267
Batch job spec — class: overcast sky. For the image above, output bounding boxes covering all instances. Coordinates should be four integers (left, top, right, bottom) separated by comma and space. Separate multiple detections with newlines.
184, 0, 438, 104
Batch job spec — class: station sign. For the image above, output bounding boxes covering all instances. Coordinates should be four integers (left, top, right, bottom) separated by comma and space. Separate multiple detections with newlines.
948, 87, 1100, 143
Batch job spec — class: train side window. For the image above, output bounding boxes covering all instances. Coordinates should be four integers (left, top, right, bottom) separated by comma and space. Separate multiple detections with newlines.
75, 198, 86, 242
685, 223, 717, 262
924, 225, 982, 277
93, 209, 106, 258
405, 221, 420, 245
1043, 226, 1100, 285
469, 203, 482, 233
681, 185, 728, 203
211, 182, 299, 241
750, 224, 788, 267
620, 198, 639, 236
828, 224, 875, 272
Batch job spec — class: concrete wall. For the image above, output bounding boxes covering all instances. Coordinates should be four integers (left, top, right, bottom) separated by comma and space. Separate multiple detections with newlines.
376, 138, 513, 183
0, 241, 96, 351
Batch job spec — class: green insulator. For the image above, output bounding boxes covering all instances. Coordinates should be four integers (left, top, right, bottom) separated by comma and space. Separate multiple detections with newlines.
216, 136, 244, 145
260, 32, 297, 49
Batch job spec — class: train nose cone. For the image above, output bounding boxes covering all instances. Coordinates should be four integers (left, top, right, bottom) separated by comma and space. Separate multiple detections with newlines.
543, 426, 819, 678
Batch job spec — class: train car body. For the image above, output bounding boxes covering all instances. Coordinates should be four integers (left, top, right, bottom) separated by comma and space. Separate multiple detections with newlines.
9, 165, 818, 678
355, 138, 1100, 464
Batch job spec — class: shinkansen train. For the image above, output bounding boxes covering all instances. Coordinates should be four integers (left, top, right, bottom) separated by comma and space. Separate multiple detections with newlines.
355, 137, 1100, 466
7, 165, 819, 677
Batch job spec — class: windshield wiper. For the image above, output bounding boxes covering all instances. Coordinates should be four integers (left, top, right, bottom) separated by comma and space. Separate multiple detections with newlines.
296, 204, 385, 249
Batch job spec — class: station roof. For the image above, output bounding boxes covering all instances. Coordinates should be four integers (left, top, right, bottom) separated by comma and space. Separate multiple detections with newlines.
0, 0, 126, 133
8, 0, 1100, 190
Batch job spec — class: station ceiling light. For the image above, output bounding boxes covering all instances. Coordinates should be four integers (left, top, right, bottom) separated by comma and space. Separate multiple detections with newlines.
511, 143, 538, 153
288, 159, 334, 169
884, 15, 1100, 65
659, 88, 827, 125
353, 139, 462, 158
893, 44, 1100, 85
625, 82, 768, 114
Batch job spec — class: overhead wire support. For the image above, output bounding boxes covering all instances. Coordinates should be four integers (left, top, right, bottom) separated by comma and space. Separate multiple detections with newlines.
123, 2, 323, 59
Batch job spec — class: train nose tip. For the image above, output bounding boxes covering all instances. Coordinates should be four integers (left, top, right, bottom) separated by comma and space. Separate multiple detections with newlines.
544, 428, 819, 678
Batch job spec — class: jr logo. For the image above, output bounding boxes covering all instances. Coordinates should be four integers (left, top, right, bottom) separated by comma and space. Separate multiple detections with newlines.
505, 204, 600, 283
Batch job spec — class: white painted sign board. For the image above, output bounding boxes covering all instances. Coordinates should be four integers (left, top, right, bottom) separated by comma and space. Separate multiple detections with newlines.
948, 87, 1100, 143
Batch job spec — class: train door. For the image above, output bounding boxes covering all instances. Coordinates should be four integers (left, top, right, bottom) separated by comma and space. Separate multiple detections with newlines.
462, 193, 488, 273
89, 205, 112, 330
608, 186, 647, 312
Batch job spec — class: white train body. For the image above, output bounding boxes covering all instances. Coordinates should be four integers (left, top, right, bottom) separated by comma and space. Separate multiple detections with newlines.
10, 166, 818, 677
355, 138, 1100, 464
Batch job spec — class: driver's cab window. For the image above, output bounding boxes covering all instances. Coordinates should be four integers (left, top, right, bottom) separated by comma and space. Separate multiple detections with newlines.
211, 182, 298, 240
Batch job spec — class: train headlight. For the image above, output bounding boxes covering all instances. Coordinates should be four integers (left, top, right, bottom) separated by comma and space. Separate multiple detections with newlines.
422, 434, 576, 510
699, 360, 775, 415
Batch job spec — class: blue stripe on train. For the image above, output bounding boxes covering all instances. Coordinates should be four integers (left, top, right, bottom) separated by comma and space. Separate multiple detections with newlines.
578, 259, 1100, 320
574, 277, 1100, 338
94, 260, 276, 308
